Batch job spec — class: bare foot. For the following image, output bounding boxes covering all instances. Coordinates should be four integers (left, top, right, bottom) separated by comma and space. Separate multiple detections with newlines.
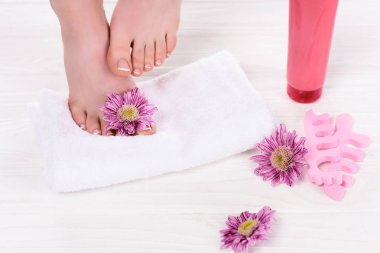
51, 0, 139, 136
107, 0, 181, 77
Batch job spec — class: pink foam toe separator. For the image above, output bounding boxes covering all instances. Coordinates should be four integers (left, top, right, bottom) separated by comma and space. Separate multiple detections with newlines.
324, 184, 346, 201
304, 110, 371, 201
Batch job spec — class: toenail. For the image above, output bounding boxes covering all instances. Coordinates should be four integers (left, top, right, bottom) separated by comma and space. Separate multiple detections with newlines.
117, 59, 131, 72
144, 63, 152, 70
133, 68, 142, 75
167, 52, 171, 57
106, 131, 113, 136
93, 129, 101, 135
155, 59, 162, 66
80, 124, 86, 130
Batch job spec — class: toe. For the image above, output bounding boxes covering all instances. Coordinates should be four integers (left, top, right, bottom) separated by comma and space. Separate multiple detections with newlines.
131, 41, 145, 76
70, 106, 87, 130
144, 42, 154, 72
86, 114, 101, 135
107, 31, 133, 77
137, 125, 156, 136
166, 32, 177, 57
100, 117, 114, 136
155, 38, 167, 67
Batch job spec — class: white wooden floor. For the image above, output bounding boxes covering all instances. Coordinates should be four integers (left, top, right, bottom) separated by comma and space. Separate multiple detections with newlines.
1, 0, 379, 252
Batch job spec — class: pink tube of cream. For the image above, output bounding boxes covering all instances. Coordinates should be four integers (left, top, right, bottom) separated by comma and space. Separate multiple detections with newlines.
287, 0, 339, 103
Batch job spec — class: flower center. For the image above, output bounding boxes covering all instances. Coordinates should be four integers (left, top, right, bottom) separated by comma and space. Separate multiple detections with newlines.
270, 146, 292, 171
118, 105, 139, 122
238, 219, 258, 236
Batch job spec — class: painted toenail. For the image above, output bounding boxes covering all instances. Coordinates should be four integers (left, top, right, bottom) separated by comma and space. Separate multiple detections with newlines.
133, 68, 142, 75
117, 59, 130, 72
155, 59, 162, 66
80, 124, 86, 130
93, 129, 101, 135
144, 63, 152, 70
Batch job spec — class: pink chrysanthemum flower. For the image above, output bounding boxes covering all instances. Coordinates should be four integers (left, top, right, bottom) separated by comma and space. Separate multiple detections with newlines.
251, 124, 307, 186
101, 88, 157, 136
220, 206, 275, 253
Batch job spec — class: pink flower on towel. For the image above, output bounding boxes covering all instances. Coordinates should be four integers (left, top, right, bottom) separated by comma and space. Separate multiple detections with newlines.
251, 124, 307, 186
101, 88, 157, 136
220, 206, 275, 253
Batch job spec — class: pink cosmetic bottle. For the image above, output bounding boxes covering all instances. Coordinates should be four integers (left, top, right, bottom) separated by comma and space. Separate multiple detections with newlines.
287, 0, 339, 103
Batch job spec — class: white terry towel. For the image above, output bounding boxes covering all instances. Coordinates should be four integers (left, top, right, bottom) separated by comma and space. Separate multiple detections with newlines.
30, 51, 274, 192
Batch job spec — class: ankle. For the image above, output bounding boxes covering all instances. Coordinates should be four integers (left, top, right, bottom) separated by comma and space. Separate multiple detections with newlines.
50, 0, 106, 34
51, 0, 108, 47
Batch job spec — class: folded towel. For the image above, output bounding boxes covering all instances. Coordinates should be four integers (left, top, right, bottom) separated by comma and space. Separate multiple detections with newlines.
30, 51, 274, 192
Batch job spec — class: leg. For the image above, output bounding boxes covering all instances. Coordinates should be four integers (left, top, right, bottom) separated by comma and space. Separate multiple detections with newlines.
50, 0, 136, 135
107, 0, 181, 77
